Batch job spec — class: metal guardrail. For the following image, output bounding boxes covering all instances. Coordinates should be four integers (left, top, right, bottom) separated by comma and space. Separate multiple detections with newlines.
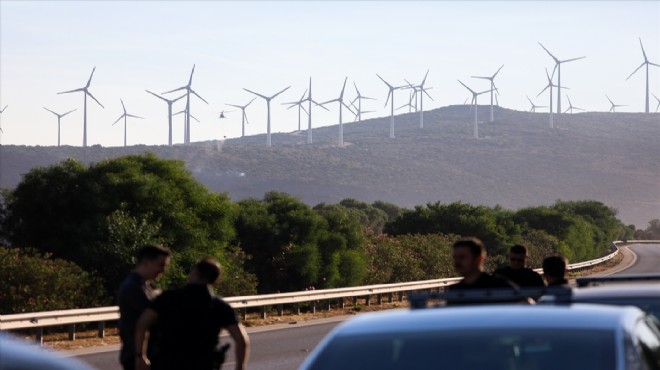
1, 239, 657, 344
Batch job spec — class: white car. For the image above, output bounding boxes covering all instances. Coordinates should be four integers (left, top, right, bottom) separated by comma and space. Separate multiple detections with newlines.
0, 334, 94, 370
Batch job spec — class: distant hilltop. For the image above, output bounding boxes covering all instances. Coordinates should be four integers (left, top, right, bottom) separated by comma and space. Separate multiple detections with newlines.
1, 105, 659, 227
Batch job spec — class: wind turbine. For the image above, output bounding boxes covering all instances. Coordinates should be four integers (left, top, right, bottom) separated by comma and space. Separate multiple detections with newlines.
377, 74, 406, 138
145, 90, 186, 146
538, 43, 585, 114
43, 107, 76, 146
537, 67, 568, 129
458, 80, 492, 139
112, 99, 143, 147
282, 89, 309, 132
626, 38, 660, 113
300, 78, 328, 144
57, 67, 104, 147
653, 93, 660, 112
163, 65, 208, 145
226, 98, 256, 138
471, 65, 503, 122
405, 70, 433, 128
319, 77, 354, 147
563, 95, 584, 114
350, 82, 376, 122
526, 96, 548, 113
243, 86, 291, 146
606, 95, 626, 113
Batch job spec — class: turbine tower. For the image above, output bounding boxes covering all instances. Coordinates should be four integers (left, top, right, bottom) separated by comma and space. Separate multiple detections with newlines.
405, 70, 433, 128
537, 67, 568, 129
539, 43, 585, 115
163, 65, 208, 145
44, 107, 76, 146
145, 90, 185, 146
350, 82, 376, 122
606, 95, 626, 112
319, 77, 354, 147
457, 80, 492, 139
526, 96, 547, 112
563, 96, 584, 114
377, 74, 405, 139
226, 98, 256, 138
626, 38, 660, 113
471, 65, 503, 122
282, 89, 308, 132
57, 67, 104, 147
300, 78, 327, 144
244, 86, 291, 146
112, 99, 143, 147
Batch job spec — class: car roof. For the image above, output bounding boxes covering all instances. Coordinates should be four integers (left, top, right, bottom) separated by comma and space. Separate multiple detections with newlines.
572, 285, 660, 300
0, 334, 94, 370
330, 304, 643, 337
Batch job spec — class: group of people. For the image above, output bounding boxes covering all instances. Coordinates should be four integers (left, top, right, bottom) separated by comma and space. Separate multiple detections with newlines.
448, 237, 569, 291
117, 245, 249, 370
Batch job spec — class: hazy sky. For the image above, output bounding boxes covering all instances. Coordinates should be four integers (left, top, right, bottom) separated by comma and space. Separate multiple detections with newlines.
1, 1, 659, 147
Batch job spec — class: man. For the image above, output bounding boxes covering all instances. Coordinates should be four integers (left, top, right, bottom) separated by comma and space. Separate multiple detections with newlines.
543, 255, 569, 287
447, 237, 515, 291
494, 245, 545, 287
135, 257, 250, 370
117, 244, 171, 370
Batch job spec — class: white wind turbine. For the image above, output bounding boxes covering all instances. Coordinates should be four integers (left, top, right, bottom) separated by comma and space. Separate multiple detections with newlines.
539, 43, 585, 114
145, 90, 186, 146
606, 95, 626, 113
376, 74, 406, 138
226, 98, 256, 138
626, 38, 660, 113
319, 77, 355, 147
405, 70, 433, 128
471, 65, 503, 122
300, 78, 328, 144
57, 67, 104, 147
43, 107, 76, 146
563, 95, 584, 114
350, 82, 376, 122
526, 96, 548, 113
243, 86, 291, 147
112, 99, 143, 147
457, 80, 492, 139
162, 65, 208, 145
282, 89, 308, 132
537, 67, 568, 129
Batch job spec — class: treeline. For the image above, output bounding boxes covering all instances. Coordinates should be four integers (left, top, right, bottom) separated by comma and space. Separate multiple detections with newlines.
0, 154, 636, 314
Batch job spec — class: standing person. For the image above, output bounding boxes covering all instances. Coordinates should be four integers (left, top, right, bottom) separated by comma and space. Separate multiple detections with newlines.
447, 237, 516, 291
543, 256, 569, 287
494, 245, 546, 287
135, 257, 250, 370
117, 244, 171, 370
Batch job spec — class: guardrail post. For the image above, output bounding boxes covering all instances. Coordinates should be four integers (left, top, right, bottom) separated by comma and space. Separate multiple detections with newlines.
340, 298, 345, 309
260, 307, 267, 320
242, 309, 248, 322
36, 328, 44, 346
98, 322, 106, 338
295, 304, 301, 315
326, 300, 331, 311
68, 324, 76, 341
277, 304, 284, 317
311, 302, 316, 314
352, 297, 358, 306
377, 294, 383, 305
388, 293, 394, 303
399, 292, 405, 302
365, 296, 371, 306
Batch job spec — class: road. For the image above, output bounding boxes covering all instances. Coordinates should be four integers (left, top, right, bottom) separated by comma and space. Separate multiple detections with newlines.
72, 243, 660, 370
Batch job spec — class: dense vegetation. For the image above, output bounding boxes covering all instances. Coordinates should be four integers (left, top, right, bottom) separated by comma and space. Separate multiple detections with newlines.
0, 154, 649, 314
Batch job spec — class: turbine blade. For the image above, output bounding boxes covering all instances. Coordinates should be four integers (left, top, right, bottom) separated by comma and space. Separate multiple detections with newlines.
120, 99, 127, 113
376, 74, 392, 89
340, 77, 348, 99
560, 56, 586, 63
190, 89, 209, 104
246, 97, 257, 107
43, 107, 58, 116
537, 85, 550, 97
86, 67, 96, 88
272, 86, 291, 99
362, 96, 376, 100
457, 80, 475, 94
471, 76, 490, 80
538, 42, 559, 63
58, 87, 85, 94
112, 115, 124, 125
384, 91, 392, 108
353, 81, 361, 96
492, 64, 504, 78
162, 86, 187, 94
87, 91, 104, 108
650, 62, 660, 68
146, 89, 167, 102
423, 89, 434, 101
188, 64, 196, 86
421, 69, 430, 86
639, 37, 648, 61
127, 114, 143, 119
226, 104, 242, 109
61, 109, 77, 117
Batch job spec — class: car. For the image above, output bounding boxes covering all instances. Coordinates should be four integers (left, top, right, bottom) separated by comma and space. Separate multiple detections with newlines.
0, 333, 94, 370
299, 303, 660, 370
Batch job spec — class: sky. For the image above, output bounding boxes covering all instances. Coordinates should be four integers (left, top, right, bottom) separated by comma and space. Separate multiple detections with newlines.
0, 1, 659, 147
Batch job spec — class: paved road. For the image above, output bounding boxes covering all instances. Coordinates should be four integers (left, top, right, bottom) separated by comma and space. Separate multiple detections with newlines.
73, 243, 660, 370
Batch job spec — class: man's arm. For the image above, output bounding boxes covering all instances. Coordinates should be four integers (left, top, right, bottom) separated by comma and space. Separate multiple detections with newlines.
134, 308, 159, 370
226, 323, 250, 370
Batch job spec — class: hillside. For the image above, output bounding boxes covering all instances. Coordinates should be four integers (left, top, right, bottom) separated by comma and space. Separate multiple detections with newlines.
1, 105, 659, 227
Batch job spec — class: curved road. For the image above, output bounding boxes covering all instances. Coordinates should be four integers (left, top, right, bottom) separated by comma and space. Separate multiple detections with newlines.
73, 243, 660, 370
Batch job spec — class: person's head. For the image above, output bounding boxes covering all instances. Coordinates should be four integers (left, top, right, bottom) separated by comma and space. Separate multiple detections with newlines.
452, 237, 487, 277
509, 244, 528, 270
135, 244, 171, 281
543, 256, 568, 284
189, 257, 223, 285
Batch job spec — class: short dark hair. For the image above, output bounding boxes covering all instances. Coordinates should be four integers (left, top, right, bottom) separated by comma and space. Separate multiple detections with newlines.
510, 245, 528, 255
194, 257, 222, 284
137, 244, 171, 263
453, 237, 486, 258
543, 256, 568, 279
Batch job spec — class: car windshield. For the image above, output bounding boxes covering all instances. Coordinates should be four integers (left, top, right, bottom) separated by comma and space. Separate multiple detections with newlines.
307, 329, 615, 370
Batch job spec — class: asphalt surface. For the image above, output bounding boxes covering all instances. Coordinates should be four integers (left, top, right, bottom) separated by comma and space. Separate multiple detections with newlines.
72, 243, 660, 370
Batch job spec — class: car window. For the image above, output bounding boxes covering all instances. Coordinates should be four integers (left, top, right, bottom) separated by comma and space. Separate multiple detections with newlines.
307, 329, 615, 370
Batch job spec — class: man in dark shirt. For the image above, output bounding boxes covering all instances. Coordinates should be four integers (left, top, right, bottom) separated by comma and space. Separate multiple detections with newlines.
117, 244, 171, 370
494, 245, 546, 287
135, 257, 250, 370
543, 255, 570, 287
448, 237, 515, 291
